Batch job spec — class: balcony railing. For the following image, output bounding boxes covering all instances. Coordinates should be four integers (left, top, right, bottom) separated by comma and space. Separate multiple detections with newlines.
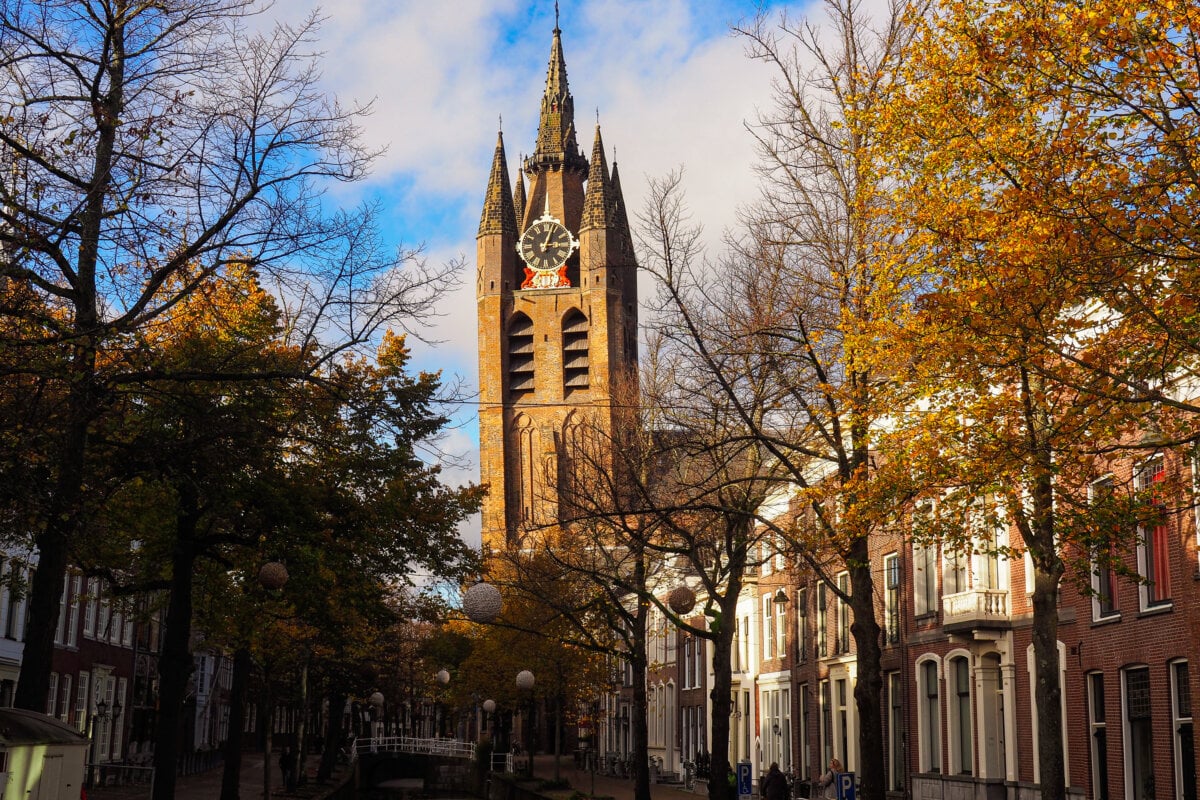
942, 588, 1010, 630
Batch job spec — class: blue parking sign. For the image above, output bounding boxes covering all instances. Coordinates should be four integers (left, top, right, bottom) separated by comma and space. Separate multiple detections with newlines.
836, 772, 856, 800
737, 761, 752, 799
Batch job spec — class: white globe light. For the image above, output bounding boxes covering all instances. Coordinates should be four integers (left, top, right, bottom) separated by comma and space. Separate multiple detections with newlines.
437, 669, 451, 686
463, 581, 503, 623
369, 691, 384, 707
516, 670, 535, 691
483, 699, 496, 714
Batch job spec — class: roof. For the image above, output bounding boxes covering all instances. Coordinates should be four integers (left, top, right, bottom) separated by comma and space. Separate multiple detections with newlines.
0, 708, 88, 746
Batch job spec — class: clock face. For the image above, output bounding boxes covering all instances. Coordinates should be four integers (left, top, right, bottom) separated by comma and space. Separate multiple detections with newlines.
519, 218, 576, 272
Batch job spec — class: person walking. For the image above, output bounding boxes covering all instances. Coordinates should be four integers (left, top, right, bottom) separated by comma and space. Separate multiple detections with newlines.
762, 762, 789, 800
279, 745, 298, 792
816, 759, 842, 800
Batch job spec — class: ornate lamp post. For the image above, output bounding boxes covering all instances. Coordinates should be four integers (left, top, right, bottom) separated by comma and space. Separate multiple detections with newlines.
86, 697, 110, 789
436, 669, 450, 737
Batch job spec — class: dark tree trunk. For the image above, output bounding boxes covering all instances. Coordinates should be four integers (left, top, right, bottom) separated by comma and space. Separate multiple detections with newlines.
847, 537, 885, 800
317, 688, 345, 782
151, 482, 200, 800
219, 647, 253, 800
707, 588, 740, 800
1032, 564, 1065, 800
16, 2, 123, 712
631, 575, 651, 800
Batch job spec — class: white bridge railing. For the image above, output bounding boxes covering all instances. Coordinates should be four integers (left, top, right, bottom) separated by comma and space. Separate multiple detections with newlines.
356, 736, 476, 759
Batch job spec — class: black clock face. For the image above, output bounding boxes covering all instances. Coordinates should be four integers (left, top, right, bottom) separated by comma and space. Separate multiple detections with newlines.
519, 219, 575, 271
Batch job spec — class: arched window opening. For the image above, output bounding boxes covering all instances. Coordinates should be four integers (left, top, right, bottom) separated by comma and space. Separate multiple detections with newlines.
509, 314, 535, 397
562, 310, 589, 391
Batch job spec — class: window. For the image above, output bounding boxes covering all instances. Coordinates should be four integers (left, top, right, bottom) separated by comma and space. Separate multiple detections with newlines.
781, 687, 791, 772
75, 672, 89, 732
884, 554, 900, 644
1172, 661, 1196, 800
1136, 457, 1171, 609
1088, 673, 1109, 800
66, 576, 80, 647
918, 658, 941, 773
55, 582, 68, 645
914, 542, 938, 616
742, 615, 750, 672
764, 595, 776, 660
732, 617, 741, 672
1089, 478, 1120, 619
836, 573, 850, 654
83, 578, 98, 639
47, 673, 57, 716
944, 548, 969, 595
1123, 666, 1154, 800
835, 678, 850, 768
507, 313, 535, 397
820, 680, 832, 767
561, 310, 589, 392
799, 684, 811, 775
776, 592, 787, 657
113, 677, 127, 761
888, 671, 904, 791
817, 583, 828, 657
59, 674, 71, 722
949, 655, 973, 775
797, 588, 808, 661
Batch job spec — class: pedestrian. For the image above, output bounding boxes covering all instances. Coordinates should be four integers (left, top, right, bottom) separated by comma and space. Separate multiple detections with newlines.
762, 762, 788, 800
279, 745, 297, 791
816, 759, 842, 800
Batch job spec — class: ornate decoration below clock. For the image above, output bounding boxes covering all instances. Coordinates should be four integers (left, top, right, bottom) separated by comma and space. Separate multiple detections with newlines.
517, 201, 578, 289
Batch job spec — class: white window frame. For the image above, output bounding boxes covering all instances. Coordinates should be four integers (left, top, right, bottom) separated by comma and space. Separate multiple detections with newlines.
796, 587, 808, 661
775, 592, 787, 657
817, 583, 828, 657
884, 553, 900, 644
82, 578, 98, 639
47, 672, 58, 716
1170, 660, 1193, 800
66, 576, 80, 647
59, 674, 71, 722
1135, 456, 1171, 611
836, 573, 850, 654
887, 671, 904, 791
763, 595, 775, 660
1121, 664, 1153, 800
1087, 672, 1108, 800
1089, 477, 1120, 621
947, 650, 974, 775
914, 542, 938, 616
75, 671, 89, 732
917, 655, 942, 774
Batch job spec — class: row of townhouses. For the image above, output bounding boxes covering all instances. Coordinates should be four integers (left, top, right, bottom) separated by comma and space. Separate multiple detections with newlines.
592, 447, 1196, 800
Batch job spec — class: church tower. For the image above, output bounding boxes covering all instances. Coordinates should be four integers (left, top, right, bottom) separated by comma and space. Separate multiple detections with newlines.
476, 20, 638, 551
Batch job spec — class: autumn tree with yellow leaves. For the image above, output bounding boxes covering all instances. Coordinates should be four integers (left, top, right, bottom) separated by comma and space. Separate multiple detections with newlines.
875, 3, 1200, 798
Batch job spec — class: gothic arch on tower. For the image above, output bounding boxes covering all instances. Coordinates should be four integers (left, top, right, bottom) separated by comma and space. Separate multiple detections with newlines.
511, 413, 536, 537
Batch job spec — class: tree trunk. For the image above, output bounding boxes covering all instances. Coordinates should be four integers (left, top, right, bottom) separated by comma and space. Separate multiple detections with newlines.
151, 483, 200, 800
317, 688, 345, 782
847, 538, 885, 800
631, 554, 652, 800
707, 588, 740, 800
1032, 566, 1065, 800
219, 647, 252, 800
17, 1, 123, 711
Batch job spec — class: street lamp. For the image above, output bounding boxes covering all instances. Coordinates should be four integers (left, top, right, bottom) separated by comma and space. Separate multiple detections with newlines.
516, 671, 535, 776
463, 579, 503, 623
86, 698, 111, 789
369, 692, 385, 746
436, 670, 450, 737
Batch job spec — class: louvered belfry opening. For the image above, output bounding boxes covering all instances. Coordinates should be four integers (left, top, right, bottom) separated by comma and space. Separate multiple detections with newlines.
508, 313, 535, 397
562, 309, 590, 392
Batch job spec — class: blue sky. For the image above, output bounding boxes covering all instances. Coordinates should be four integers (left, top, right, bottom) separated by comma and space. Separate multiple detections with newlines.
268, 0, 833, 546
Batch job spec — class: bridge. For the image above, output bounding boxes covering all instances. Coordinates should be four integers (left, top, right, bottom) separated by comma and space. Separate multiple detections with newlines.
354, 736, 477, 760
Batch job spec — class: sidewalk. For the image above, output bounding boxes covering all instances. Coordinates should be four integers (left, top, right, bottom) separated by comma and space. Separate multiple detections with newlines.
529, 753, 705, 800
87, 753, 352, 800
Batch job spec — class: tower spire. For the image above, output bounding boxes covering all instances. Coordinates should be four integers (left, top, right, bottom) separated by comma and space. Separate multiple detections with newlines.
530, 21, 586, 174
478, 130, 517, 238
513, 157, 527, 232
581, 123, 612, 230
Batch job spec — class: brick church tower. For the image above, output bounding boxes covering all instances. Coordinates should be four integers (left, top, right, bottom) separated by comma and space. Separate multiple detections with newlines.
476, 20, 638, 551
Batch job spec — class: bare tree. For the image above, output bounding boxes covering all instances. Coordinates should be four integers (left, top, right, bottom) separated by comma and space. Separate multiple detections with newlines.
0, 0, 453, 722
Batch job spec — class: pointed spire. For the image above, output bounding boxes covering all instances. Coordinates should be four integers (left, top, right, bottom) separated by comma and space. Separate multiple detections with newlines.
530, 22, 587, 173
478, 131, 517, 238
582, 124, 613, 230
609, 157, 632, 236
513, 160, 526, 233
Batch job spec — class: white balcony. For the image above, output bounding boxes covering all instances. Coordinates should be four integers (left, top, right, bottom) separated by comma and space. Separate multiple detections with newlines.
942, 588, 1010, 631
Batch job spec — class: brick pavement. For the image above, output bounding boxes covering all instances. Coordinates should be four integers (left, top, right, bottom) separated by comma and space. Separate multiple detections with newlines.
529, 754, 708, 800
86, 753, 353, 800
